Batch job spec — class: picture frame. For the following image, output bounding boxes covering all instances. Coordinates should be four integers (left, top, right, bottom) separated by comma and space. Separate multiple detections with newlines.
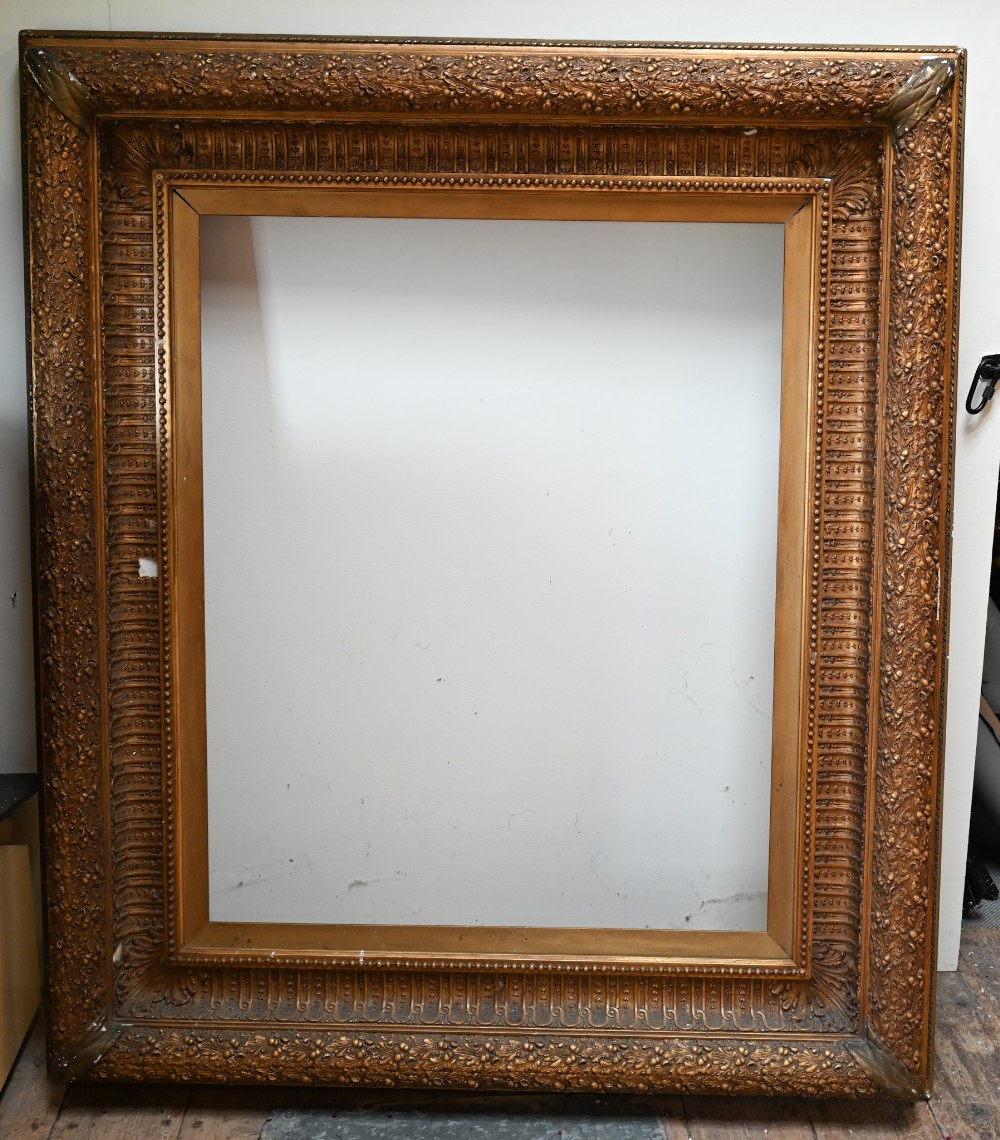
21, 32, 964, 1096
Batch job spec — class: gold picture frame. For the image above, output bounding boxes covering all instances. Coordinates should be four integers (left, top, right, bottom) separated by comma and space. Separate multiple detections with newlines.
21, 32, 964, 1097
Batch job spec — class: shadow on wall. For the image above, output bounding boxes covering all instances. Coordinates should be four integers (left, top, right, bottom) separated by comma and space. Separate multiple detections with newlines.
0, 413, 37, 772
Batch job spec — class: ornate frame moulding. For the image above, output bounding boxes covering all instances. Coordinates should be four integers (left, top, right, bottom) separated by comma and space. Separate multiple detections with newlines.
21, 32, 964, 1097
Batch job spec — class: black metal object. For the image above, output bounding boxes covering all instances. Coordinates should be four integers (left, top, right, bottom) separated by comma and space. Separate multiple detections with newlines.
0, 773, 39, 822
964, 850, 1000, 916
966, 354, 1000, 415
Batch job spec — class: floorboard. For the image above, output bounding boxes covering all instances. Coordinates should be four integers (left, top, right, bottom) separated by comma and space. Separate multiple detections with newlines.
682, 1094, 817, 1137
49, 1081, 190, 1140
805, 1097, 941, 1139
0, 1019, 62, 1140
179, 1085, 313, 1139
924, 930, 1000, 1140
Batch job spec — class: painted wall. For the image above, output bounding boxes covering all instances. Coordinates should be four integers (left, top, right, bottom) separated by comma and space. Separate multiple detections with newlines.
2, 1, 997, 967
200, 214, 784, 930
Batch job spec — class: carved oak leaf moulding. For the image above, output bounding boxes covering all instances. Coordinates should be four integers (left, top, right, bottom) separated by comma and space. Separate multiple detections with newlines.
21, 32, 963, 1097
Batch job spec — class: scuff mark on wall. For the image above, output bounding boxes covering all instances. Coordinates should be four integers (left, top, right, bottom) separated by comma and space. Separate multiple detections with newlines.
348, 877, 382, 891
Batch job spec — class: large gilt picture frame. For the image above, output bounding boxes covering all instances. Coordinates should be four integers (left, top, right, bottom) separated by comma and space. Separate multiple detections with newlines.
21, 33, 964, 1097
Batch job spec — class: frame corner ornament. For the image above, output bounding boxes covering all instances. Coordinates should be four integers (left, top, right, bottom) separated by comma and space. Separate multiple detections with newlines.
48, 1017, 124, 1083
21, 42, 102, 134
878, 56, 957, 139
847, 1030, 926, 1099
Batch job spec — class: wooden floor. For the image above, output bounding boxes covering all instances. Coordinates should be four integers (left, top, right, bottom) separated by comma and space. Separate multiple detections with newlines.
2, 927, 998, 1138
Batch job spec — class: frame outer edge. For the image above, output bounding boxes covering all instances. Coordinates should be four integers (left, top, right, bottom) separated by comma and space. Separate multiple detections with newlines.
20, 34, 964, 1097
17, 29, 46, 1036
19, 30, 962, 50
30, 35, 928, 123
922, 46, 967, 1095
865, 51, 965, 1094
86, 1025, 881, 1096
21, 38, 111, 1077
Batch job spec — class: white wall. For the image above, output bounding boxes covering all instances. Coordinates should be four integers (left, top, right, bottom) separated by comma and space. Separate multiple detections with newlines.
200, 214, 783, 930
2, 1, 997, 965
